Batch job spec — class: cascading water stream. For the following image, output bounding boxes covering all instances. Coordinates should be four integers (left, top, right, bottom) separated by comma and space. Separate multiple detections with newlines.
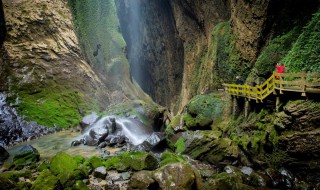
81, 116, 153, 146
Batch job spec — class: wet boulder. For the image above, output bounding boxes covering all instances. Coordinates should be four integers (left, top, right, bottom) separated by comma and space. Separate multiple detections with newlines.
71, 140, 81, 147
93, 166, 107, 179
153, 163, 205, 190
89, 127, 109, 144
0, 146, 9, 164
12, 145, 40, 169
144, 132, 165, 146
106, 135, 126, 146
80, 112, 99, 130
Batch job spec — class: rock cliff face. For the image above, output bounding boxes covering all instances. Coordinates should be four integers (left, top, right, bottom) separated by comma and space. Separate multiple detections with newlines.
116, 0, 230, 111
0, 0, 148, 127
0, 0, 5, 46
116, 0, 184, 109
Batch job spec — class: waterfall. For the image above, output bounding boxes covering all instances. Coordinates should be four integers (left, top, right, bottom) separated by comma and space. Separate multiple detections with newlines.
82, 116, 153, 146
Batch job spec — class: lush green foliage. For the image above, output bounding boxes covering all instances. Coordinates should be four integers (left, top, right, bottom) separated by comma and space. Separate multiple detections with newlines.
282, 9, 320, 73
254, 27, 302, 77
159, 152, 186, 167
68, 0, 128, 87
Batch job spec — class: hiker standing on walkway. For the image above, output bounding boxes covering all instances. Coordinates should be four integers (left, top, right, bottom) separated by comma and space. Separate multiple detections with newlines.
275, 63, 285, 79
275, 63, 285, 74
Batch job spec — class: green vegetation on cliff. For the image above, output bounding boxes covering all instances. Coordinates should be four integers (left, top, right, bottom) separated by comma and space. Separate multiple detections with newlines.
282, 9, 320, 73
68, 0, 128, 87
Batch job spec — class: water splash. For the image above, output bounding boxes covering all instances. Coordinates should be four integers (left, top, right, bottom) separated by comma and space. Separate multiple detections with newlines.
82, 115, 153, 145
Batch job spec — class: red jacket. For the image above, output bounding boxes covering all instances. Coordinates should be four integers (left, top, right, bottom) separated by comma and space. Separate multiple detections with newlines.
276, 65, 285, 73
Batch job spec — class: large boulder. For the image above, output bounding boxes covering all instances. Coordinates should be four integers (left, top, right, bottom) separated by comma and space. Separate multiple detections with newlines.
183, 94, 224, 130
31, 169, 62, 190
153, 163, 205, 190
175, 130, 238, 165
274, 100, 320, 131
129, 171, 157, 190
104, 151, 158, 171
50, 152, 79, 175
12, 145, 40, 169
273, 100, 320, 182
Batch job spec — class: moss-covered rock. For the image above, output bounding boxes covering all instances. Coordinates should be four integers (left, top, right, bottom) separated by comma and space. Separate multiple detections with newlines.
207, 172, 254, 190
104, 151, 158, 172
72, 180, 90, 190
12, 145, 40, 170
129, 170, 157, 190
104, 156, 129, 172
153, 163, 205, 190
160, 151, 186, 167
183, 94, 224, 130
31, 169, 62, 190
0, 170, 32, 182
174, 130, 237, 165
50, 152, 79, 175
84, 156, 104, 170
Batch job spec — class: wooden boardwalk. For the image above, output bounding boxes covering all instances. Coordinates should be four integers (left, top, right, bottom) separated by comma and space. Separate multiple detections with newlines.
226, 72, 320, 102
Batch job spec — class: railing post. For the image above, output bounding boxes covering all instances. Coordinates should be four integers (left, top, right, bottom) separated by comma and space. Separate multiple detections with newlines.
301, 74, 306, 96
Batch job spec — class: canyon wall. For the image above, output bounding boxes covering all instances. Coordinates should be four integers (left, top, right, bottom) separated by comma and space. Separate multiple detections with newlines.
0, 0, 148, 128
116, 0, 319, 111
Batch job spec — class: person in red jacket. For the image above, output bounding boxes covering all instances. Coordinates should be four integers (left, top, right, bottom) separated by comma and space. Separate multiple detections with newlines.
275, 63, 285, 74
275, 63, 285, 79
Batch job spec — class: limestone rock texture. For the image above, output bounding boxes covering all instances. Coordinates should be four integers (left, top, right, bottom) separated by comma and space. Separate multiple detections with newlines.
0, 0, 148, 127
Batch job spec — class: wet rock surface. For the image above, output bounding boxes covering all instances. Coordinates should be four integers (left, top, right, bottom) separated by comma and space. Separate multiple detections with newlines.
0, 93, 56, 147
0, 146, 9, 164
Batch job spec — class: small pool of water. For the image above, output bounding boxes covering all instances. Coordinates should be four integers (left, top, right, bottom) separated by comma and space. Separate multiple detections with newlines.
6, 130, 116, 161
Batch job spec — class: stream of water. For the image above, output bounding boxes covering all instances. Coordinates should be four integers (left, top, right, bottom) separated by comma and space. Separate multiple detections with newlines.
6, 130, 113, 161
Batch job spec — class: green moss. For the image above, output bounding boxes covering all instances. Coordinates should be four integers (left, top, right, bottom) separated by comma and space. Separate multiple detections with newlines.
73, 155, 85, 165
160, 152, 186, 167
209, 172, 254, 190
183, 94, 224, 130
0, 170, 32, 182
12, 148, 40, 170
50, 152, 79, 175
31, 169, 61, 190
18, 88, 85, 128
253, 27, 302, 78
120, 151, 158, 171
104, 151, 158, 171
37, 162, 50, 172
104, 156, 129, 171
282, 9, 320, 73
174, 137, 186, 153
72, 180, 90, 190
84, 156, 103, 169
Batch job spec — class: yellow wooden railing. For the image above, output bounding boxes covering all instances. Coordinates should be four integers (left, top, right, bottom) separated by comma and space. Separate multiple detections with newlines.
225, 72, 320, 102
